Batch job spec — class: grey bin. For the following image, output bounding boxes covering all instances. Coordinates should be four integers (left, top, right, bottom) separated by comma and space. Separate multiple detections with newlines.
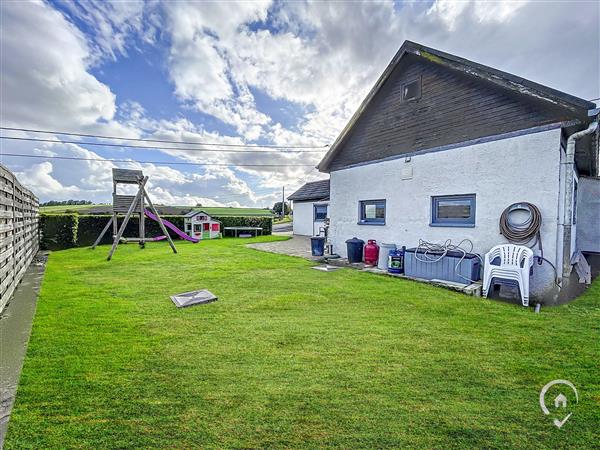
404, 248, 481, 284
377, 243, 396, 270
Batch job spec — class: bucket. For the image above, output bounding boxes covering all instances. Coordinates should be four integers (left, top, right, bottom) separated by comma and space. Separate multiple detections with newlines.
377, 243, 396, 270
310, 236, 326, 256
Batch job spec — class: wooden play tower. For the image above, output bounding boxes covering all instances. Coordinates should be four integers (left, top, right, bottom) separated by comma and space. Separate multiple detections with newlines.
92, 168, 177, 260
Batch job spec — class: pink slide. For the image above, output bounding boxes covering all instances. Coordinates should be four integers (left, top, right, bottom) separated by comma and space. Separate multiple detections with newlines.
144, 209, 200, 243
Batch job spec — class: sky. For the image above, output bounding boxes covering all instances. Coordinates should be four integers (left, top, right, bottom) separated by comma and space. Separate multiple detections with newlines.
1, 0, 598, 207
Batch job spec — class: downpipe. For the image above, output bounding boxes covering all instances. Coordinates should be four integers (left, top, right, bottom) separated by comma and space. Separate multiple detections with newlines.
560, 120, 598, 278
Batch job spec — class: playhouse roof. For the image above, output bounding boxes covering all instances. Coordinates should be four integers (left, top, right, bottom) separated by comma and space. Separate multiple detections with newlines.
184, 210, 222, 222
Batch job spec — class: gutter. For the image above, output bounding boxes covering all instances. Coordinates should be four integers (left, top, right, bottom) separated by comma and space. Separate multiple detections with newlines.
560, 119, 598, 278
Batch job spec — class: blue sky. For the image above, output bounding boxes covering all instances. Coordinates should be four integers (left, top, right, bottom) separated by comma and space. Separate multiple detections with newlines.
1, 0, 598, 206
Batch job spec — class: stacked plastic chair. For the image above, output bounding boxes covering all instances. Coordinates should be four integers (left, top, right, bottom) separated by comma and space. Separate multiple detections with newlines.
482, 244, 534, 306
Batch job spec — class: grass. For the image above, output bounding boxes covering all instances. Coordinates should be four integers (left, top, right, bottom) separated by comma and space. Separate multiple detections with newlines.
40, 204, 103, 213
274, 215, 292, 224
192, 207, 275, 217
40, 204, 275, 217
5, 237, 599, 448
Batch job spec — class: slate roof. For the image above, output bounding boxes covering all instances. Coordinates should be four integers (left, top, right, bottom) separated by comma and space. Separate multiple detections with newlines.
287, 179, 330, 202
317, 40, 596, 172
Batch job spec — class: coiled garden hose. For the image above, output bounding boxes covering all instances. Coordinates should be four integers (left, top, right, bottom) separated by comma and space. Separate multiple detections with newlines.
499, 202, 543, 262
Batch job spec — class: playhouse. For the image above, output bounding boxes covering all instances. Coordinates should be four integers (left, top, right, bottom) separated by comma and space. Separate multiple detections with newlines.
184, 210, 221, 240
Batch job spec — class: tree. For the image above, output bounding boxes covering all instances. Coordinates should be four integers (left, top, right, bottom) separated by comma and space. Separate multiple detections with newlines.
272, 201, 290, 216
41, 199, 92, 207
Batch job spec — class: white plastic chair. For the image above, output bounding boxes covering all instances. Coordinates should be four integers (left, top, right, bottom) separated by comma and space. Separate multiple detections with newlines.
482, 244, 534, 306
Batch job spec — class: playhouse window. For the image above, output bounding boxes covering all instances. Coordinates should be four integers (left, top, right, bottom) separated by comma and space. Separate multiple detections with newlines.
431, 194, 476, 227
211, 223, 219, 231
314, 204, 327, 221
359, 200, 385, 225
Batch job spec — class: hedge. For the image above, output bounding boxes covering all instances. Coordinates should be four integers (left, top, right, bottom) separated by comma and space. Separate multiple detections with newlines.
41, 213, 272, 250
40, 214, 78, 250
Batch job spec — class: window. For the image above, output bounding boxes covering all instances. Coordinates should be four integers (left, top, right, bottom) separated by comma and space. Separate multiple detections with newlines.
431, 194, 476, 227
314, 204, 328, 222
401, 78, 421, 102
359, 200, 386, 225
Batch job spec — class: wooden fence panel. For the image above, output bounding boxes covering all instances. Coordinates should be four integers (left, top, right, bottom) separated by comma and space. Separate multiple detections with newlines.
0, 163, 39, 313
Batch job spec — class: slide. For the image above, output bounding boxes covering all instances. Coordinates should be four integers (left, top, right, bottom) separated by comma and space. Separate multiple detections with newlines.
144, 209, 200, 243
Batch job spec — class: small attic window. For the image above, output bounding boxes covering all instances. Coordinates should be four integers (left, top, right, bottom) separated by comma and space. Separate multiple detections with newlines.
401, 78, 421, 102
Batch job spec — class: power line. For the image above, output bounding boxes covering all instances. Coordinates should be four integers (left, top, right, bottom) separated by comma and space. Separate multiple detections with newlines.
0, 152, 315, 168
0, 126, 329, 149
0, 135, 327, 154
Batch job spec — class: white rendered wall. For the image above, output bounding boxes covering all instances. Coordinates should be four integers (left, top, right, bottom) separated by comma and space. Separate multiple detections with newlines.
292, 201, 329, 236
329, 128, 563, 300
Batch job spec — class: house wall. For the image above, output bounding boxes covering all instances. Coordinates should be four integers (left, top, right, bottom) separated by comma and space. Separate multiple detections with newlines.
329, 128, 563, 302
293, 201, 329, 236
576, 176, 600, 253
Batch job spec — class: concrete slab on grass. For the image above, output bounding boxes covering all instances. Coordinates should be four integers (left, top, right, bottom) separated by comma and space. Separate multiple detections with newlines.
170, 290, 218, 308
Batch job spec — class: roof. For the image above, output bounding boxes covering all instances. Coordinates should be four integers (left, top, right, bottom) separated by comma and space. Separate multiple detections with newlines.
318, 40, 596, 172
184, 210, 210, 218
184, 210, 222, 222
287, 179, 330, 202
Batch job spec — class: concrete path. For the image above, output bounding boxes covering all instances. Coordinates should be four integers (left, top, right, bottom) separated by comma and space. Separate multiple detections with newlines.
248, 235, 320, 260
272, 222, 292, 233
0, 253, 47, 447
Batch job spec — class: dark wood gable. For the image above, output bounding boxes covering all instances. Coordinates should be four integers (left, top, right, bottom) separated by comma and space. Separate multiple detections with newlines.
326, 54, 580, 171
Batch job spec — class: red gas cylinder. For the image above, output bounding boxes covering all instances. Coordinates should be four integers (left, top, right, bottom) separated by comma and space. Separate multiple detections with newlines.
364, 239, 379, 266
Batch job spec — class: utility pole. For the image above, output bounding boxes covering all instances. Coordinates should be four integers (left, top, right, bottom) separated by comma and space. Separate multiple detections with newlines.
281, 186, 285, 219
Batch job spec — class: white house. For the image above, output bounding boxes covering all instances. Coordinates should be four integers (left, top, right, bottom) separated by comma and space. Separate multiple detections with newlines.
288, 179, 330, 236
316, 41, 599, 304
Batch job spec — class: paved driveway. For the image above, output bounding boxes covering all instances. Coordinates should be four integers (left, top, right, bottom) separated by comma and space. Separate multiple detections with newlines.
273, 222, 292, 233
247, 235, 319, 259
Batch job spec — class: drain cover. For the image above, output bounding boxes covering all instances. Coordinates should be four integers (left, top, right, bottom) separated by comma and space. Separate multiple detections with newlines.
170, 290, 218, 308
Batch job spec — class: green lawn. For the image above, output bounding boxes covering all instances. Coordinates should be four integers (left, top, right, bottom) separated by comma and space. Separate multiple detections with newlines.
192, 207, 275, 217
40, 204, 103, 213
40, 204, 275, 217
274, 215, 292, 224
6, 237, 599, 448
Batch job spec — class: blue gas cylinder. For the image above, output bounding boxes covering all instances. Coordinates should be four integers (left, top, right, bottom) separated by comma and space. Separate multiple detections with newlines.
388, 246, 406, 274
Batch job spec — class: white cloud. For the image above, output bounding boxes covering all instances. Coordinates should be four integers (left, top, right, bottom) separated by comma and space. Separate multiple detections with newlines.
427, 0, 529, 31
15, 162, 81, 198
1, 0, 597, 207
164, 1, 272, 140
57, 0, 153, 62
0, 1, 119, 130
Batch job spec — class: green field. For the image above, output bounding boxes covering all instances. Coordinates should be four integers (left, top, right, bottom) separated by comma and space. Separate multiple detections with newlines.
192, 207, 275, 217
5, 237, 599, 448
39, 204, 103, 213
40, 204, 275, 217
